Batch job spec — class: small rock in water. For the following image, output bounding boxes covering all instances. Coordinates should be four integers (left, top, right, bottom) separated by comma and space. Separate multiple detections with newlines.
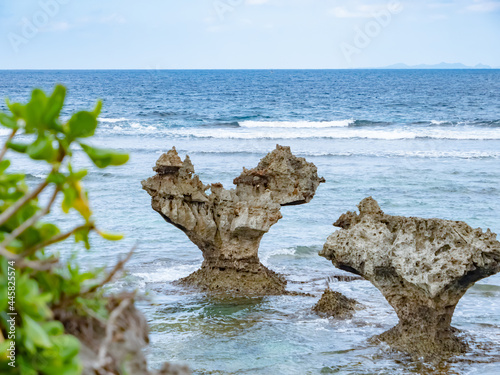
313, 289, 358, 318
320, 197, 500, 359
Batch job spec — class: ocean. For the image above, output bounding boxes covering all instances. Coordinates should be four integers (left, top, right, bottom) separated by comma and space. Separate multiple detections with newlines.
1, 69, 500, 374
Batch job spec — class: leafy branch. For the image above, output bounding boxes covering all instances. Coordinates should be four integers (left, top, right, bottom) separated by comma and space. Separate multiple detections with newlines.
0, 85, 134, 375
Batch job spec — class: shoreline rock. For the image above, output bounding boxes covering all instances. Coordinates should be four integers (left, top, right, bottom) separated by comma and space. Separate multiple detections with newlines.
312, 289, 358, 318
142, 145, 324, 295
320, 197, 500, 359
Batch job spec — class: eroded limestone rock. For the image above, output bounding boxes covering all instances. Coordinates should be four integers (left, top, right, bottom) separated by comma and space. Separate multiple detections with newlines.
320, 197, 500, 358
312, 289, 358, 318
142, 145, 324, 295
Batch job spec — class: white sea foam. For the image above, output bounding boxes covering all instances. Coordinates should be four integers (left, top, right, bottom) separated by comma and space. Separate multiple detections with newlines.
103, 122, 159, 134
96, 118, 500, 140
133, 264, 198, 286
166, 128, 418, 140
239, 120, 354, 128
99, 117, 129, 123
304, 150, 500, 159
164, 127, 500, 140
31, 173, 48, 179
430, 120, 447, 125
261, 248, 297, 266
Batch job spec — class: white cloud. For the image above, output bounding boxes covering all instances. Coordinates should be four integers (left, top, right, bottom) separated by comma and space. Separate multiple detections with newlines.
48, 21, 71, 31
465, 0, 500, 12
246, 0, 270, 4
330, 6, 369, 18
39, 13, 127, 33
429, 14, 448, 20
75, 13, 126, 26
329, 4, 390, 18
426, 2, 453, 9
99, 13, 127, 24
206, 25, 225, 33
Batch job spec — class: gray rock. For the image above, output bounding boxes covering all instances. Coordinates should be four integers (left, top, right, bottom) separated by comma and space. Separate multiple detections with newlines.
312, 289, 358, 318
320, 197, 500, 358
142, 145, 324, 295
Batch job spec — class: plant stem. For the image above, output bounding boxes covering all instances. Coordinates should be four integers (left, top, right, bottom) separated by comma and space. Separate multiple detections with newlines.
20, 223, 94, 258
0, 187, 58, 249
83, 245, 135, 295
0, 179, 49, 227
0, 129, 17, 162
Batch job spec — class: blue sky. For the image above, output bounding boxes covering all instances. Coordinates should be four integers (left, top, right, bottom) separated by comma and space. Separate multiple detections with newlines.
0, 0, 499, 69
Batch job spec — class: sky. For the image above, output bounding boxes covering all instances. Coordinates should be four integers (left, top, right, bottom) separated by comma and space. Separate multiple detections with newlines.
0, 0, 499, 69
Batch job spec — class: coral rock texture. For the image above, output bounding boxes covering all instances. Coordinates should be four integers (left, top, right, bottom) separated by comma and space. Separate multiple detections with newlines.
312, 289, 358, 318
320, 197, 500, 357
142, 145, 324, 295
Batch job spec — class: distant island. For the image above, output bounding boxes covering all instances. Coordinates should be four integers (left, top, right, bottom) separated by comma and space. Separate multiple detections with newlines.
371, 62, 494, 69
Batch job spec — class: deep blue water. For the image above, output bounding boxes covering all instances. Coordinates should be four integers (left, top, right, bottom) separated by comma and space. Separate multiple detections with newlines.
1, 70, 500, 374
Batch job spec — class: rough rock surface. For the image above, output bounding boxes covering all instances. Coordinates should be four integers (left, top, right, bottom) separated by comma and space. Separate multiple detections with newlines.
142, 145, 324, 295
312, 289, 358, 318
320, 197, 500, 358
57, 296, 191, 375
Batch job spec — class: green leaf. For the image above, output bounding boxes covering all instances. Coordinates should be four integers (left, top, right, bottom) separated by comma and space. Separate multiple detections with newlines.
43, 85, 66, 129
93, 100, 103, 117
62, 188, 77, 213
41, 320, 64, 335
74, 226, 91, 249
71, 169, 88, 180
22, 315, 54, 349
25, 89, 48, 133
6, 99, 26, 119
66, 111, 97, 139
7, 141, 29, 153
52, 334, 80, 360
80, 143, 129, 168
27, 135, 56, 161
47, 172, 66, 186
0, 113, 18, 129
0, 159, 10, 173
38, 223, 61, 241
98, 231, 124, 241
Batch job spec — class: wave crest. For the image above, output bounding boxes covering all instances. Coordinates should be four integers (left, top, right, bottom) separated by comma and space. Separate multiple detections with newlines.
239, 120, 354, 128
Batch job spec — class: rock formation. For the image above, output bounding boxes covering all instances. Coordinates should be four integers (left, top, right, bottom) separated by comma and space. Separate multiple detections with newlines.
313, 289, 358, 318
56, 294, 191, 375
142, 145, 324, 295
320, 197, 500, 358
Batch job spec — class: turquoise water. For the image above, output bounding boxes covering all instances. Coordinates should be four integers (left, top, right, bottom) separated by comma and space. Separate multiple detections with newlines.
1, 70, 499, 374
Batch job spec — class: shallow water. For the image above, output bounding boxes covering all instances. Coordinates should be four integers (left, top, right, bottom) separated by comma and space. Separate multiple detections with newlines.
1, 70, 500, 374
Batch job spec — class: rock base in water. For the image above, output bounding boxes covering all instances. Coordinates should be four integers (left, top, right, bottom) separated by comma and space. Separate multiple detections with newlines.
177, 263, 286, 295
320, 197, 500, 359
312, 289, 358, 318
372, 325, 467, 359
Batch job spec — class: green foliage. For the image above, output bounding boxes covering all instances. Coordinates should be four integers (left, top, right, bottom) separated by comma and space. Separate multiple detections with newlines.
0, 86, 129, 374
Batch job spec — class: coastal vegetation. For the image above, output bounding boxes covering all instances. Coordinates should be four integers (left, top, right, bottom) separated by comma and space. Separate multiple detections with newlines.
0, 86, 188, 374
